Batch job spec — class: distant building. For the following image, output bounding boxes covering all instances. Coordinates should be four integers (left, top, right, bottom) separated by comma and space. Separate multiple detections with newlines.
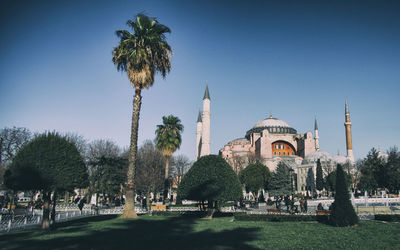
194, 87, 355, 194
219, 115, 315, 172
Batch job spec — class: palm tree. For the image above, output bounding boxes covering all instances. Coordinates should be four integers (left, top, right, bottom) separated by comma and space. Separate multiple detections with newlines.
112, 14, 172, 218
155, 115, 184, 201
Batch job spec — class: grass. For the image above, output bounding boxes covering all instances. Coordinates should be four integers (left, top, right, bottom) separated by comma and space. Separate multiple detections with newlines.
0, 215, 399, 249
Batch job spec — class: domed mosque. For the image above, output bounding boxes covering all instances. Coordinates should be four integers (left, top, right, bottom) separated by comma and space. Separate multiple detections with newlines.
220, 115, 315, 172
196, 87, 354, 194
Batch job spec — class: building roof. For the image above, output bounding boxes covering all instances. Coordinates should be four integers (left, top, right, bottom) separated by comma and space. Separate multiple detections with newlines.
302, 151, 333, 164
197, 111, 202, 123
314, 117, 318, 130
203, 85, 210, 100
227, 138, 250, 145
333, 154, 348, 165
253, 116, 291, 129
245, 116, 297, 139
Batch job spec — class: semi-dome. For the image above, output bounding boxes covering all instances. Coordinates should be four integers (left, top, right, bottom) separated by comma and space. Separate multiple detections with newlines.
245, 116, 297, 139
302, 151, 333, 164
228, 138, 250, 145
333, 154, 348, 165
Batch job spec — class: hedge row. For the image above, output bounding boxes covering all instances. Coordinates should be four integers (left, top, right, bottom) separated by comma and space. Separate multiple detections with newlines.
375, 214, 400, 222
150, 211, 332, 223
151, 211, 240, 218
234, 213, 330, 223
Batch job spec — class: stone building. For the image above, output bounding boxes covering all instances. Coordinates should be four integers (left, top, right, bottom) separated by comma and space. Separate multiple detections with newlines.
219, 115, 315, 172
194, 86, 355, 194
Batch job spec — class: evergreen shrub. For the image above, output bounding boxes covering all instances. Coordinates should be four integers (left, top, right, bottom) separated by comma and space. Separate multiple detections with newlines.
329, 165, 359, 227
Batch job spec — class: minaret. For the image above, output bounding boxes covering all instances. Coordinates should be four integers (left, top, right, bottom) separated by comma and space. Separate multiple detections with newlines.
200, 85, 211, 156
344, 98, 354, 163
314, 117, 320, 151
195, 111, 203, 160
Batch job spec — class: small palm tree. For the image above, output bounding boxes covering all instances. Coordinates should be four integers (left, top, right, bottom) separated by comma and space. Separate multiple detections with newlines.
112, 14, 172, 218
155, 115, 184, 201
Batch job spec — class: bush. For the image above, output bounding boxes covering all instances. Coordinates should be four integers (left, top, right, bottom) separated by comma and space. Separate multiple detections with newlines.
238, 163, 271, 198
375, 214, 400, 222
151, 211, 238, 218
234, 214, 317, 222
329, 165, 359, 226
177, 155, 242, 210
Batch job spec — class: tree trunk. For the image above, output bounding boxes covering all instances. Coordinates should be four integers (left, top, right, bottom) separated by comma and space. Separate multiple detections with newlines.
50, 192, 57, 227
64, 191, 69, 204
204, 200, 216, 219
121, 86, 141, 219
163, 156, 170, 203
42, 191, 51, 230
164, 156, 170, 180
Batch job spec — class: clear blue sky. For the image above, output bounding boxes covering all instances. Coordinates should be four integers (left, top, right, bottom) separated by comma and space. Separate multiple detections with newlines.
1, 0, 399, 161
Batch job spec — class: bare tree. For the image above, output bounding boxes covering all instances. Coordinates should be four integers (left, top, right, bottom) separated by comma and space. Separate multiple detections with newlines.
229, 154, 247, 174
170, 155, 191, 186
0, 127, 31, 164
247, 152, 262, 164
64, 133, 88, 159
136, 140, 164, 202
87, 139, 121, 163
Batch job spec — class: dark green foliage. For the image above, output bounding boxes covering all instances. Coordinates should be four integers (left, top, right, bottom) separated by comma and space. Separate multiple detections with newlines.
177, 155, 242, 205
269, 162, 292, 196
329, 165, 358, 227
357, 148, 384, 193
5, 132, 88, 192
380, 147, 400, 193
238, 163, 271, 198
155, 115, 184, 156
375, 214, 400, 222
316, 159, 324, 191
89, 156, 127, 197
306, 168, 315, 194
325, 168, 352, 192
234, 213, 317, 222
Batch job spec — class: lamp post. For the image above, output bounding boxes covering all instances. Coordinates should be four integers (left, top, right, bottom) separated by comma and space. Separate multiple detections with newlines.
289, 168, 294, 212
0, 137, 2, 164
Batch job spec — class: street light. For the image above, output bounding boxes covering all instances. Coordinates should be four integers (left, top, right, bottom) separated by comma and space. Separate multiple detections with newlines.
289, 168, 294, 211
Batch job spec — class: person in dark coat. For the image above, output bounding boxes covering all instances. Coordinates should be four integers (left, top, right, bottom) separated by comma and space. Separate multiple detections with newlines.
78, 197, 86, 214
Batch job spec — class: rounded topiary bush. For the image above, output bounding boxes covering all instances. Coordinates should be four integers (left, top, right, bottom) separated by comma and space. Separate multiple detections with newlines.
177, 155, 242, 215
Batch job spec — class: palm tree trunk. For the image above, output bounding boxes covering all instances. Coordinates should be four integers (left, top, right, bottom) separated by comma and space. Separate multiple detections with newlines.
163, 156, 170, 202
121, 86, 141, 218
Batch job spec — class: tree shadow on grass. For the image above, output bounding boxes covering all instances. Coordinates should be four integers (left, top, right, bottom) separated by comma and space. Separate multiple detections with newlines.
0, 215, 260, 250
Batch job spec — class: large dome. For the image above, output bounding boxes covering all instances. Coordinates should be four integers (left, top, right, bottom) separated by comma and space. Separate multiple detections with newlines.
245, 116, 297, 139
302, 151, 333, 164
253, 117, 291, 129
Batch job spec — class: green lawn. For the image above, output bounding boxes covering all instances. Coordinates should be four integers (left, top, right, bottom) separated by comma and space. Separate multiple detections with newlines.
0, 215, 399, 249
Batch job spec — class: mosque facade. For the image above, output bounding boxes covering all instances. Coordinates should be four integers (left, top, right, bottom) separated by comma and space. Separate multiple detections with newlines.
195, 86, 354, 194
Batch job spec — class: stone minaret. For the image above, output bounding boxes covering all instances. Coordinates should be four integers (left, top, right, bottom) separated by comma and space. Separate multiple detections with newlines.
344, 98, 354, 163
195, 111, 203, 160
200, 85, 211, 157
314, 117, 320, 151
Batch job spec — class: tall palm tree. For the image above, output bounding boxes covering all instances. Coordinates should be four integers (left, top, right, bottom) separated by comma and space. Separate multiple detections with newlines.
155, 115, 184, 201
112, 14, 172, 218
